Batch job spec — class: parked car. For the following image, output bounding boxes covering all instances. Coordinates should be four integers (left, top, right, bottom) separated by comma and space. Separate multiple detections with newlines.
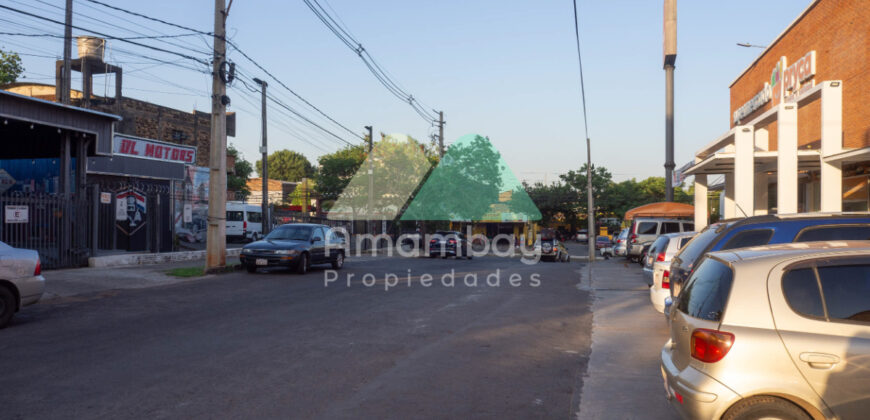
661, 241, 870, 420
668, 213, 870, 301
642, 232, 695, 313
0, 241, 45, 328
613, 228, 629, 257
576, 230, 588, 242
626, 218, 694, 262
226, 202, 264, 242
240, 223, 345, 274
595, 235, 613, 259
429, 231, 471, 259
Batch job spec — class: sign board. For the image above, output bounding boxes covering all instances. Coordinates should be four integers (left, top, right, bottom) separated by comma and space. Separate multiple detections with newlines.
113, 134, 197, 164
5, 205, 28, 223
673, 161, 694, 187
734, 51, 817, 124
100, 192, 112, 204
0, 169, 16, 194
115, 195, 128, 221
183, 204, 193, 223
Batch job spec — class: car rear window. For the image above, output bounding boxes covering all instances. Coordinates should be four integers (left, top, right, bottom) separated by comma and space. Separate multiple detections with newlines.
721, 229, 774, 250
679, 237, 693, 248
817, 264, 870, 324
637, 222, 657, 235
650, 236, 669, 254
662, 222, 681, 234
782, 268, 825, 318
673, 225, 722, 266
226, 211, 244, 222
794, 225, 870, 242
677, 258, 733, 321
683, 223, 695, 231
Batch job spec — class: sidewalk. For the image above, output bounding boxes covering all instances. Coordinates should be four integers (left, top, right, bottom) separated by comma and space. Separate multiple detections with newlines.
576, 258, 676, 419
43, 257, 240, 300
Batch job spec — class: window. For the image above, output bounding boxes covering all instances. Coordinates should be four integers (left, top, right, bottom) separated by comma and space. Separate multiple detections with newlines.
662, 222, 681, 234
683, 223, 695, 232
266, 225, 312, 241
782, 268, 825, 318
226, 211, 244, 222
721, 229, 773, 250
637, 222, 657, 235
313, 227, 326, 242
650, 236, 669, 255
679, 237, 693, 249
795, 225, 870, 242
677, 258, 733, 321
817, 264, 870, 324
247, 212, 262, 223
674, 225, 724, 266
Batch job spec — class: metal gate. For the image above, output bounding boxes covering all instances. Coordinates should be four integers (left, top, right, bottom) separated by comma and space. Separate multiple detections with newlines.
0, 192, 92, 269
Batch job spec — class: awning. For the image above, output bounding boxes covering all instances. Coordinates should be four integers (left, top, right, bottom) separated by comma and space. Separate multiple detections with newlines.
684, 150, 821, 176
624, 202, 694, 220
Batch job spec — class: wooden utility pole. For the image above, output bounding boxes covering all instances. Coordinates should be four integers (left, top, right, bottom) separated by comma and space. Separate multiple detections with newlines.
586, 138, 595, 262
206, 0, 229, 270
437, 111, 445, 157
254, 77, 269, 235
365, 125, 373, 236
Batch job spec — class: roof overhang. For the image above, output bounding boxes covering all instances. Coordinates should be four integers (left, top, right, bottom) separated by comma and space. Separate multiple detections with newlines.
685, 150, 821, 176
824, 147, 870, 164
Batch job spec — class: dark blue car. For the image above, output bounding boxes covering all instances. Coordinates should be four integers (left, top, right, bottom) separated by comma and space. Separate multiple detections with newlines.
669, 213, 870, 299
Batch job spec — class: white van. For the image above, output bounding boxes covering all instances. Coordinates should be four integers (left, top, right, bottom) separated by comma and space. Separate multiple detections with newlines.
226, 202, 264, 242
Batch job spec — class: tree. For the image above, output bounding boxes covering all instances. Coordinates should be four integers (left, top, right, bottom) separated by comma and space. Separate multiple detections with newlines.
256, 149, 314, 182
227, 144, 253, 199
0, 49, 24, 84
314, 144, 366, 202
524, 181, 578, 226
560, 164, 613, 216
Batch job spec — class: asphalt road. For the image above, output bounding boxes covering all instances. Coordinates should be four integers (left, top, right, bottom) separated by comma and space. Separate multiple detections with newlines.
1, 247, 593, 419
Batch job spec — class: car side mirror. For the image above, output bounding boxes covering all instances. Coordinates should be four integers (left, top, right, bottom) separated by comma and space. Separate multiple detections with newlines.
311, 237, 322, 243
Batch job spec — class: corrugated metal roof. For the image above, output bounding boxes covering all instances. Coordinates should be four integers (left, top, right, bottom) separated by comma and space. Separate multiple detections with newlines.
0, 89, 122, 121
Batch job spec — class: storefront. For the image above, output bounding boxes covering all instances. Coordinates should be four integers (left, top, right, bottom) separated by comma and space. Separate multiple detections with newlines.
686, 0, 870, 229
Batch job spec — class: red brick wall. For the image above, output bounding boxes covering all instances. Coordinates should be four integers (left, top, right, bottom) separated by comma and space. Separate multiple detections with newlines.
729, 0, 870, 150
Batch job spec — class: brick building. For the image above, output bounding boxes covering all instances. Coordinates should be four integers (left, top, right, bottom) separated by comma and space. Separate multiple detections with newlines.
2, 82, 235, 167
685, 0, 870, 228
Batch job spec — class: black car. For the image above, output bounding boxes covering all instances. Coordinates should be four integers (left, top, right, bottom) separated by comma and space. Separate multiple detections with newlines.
429, 230, 471, 259
240, 223, 345, 274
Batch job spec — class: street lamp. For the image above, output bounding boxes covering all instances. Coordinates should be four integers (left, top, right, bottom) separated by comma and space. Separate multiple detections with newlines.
736, 42, 767, 49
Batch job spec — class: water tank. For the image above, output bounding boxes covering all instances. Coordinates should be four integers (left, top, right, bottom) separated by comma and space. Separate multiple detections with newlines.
76, 36, 105, 61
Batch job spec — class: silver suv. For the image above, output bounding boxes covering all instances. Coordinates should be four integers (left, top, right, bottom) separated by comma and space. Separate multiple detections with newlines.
661, 241, 870, 420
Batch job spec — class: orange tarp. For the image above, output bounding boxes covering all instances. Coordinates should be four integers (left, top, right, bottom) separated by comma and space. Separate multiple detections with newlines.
624, 202, 694, 221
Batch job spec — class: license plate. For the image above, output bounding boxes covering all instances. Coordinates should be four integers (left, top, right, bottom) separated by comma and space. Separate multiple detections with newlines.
256, 258, 268, 266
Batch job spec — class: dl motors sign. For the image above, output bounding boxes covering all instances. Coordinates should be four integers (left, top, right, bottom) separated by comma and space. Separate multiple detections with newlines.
113, 134, 197, 164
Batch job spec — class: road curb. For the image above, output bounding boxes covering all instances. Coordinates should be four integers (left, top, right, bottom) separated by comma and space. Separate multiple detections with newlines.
88, 248, 243, 268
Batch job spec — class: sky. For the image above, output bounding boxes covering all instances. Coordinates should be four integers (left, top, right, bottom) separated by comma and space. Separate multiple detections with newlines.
3, 0, 813, 184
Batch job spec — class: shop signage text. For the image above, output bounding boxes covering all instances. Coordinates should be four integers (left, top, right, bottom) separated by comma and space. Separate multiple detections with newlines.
733, 50, 816, 124
5, 205, 28, 224
113, 135, 196, 164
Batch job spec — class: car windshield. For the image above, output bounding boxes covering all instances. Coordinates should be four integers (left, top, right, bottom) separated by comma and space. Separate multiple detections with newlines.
673, 223, 726, 267
266, 226, 313, 241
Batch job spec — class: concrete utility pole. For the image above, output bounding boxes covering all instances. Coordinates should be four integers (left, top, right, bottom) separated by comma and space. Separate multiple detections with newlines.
586, 139, 595, 262
61, 0, 72, 105
437, 111, 445, 157
206, 0, 229, 271
663, 0, 677, 202
254, 77, 269, 235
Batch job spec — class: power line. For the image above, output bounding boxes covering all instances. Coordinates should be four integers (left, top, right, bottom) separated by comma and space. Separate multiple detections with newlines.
0, 31, 204, 41
0, 4, 210, 65
571, 0, 590, 140
302, 0, 439, 123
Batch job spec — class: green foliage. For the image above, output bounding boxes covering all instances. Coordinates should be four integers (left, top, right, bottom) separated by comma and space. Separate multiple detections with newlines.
524, 181, 577, 226
256, 149, 314, 182
314, 144, 366, 202
0, 49, 24, 84
227, 144, 253, 199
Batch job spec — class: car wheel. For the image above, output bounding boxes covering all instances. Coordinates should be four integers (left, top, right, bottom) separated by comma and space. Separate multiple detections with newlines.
331, 252, 344, 269
0, 285, 15, 329
246, 264, 257, 273
722, 396, 811, 420
296, 253, 309, 274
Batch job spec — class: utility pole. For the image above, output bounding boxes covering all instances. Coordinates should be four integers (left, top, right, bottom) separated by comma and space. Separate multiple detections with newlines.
365, 125, 374, 237
437, 111, 445, 157
663, 0, 677, 201
206, 0, 229, 271
254, 77, 269, 235
61, 0, 72, 105
586, 138, 595, 262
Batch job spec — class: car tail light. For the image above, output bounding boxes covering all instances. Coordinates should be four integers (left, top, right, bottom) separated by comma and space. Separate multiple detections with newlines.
662, 270, 670, 289
691, 329, 734, 363
34, 259, 41, 276
656, 252, 666, 262
630, 233, 637, 244
243, 221, 247, 230
448, 239, 456, 244
430, 239, 437, 244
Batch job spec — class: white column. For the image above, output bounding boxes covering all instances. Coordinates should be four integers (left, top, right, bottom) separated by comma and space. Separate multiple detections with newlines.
820, 81, 843, 212
777, 104, 799, 214
724, 173, 736, 218
755, 127, 769, 151
754, 172, 769, 215
734, 126, 755, 217
694, 173, 708, 231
